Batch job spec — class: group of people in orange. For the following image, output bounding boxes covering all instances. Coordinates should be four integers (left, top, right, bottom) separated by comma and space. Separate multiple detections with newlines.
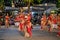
14, 12, 32, 37
57, 13, 60, 37
41, 12, 60, 37
0, 10, 60, 37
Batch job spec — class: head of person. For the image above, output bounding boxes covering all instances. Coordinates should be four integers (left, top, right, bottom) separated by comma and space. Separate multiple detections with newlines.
6, 13, 9, 16
27, 13, 30, 16
42, 13, 46, 17
50, 10, 55, 16
43, 13, 46, 16
50, 12, 54, 16
58, 13, 60, 17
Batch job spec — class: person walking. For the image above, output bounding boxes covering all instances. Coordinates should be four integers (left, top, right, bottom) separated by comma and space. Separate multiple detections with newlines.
0, 15, 2, 28
24, 13, 32, 37
40, 13, 47, 30
5, 13, 10, 28
19, 12, 25, 31
48, 13, 57, 32
57, 13, 60, 37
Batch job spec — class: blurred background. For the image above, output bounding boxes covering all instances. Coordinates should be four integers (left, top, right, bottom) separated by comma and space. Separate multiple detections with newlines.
0, 0, 60, 25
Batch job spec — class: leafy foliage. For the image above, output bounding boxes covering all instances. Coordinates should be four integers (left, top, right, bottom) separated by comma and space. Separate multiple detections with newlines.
23, 0, 42, 12
0, 0, 4, 10
56, 0, 60, 8
33, 0, 42, 4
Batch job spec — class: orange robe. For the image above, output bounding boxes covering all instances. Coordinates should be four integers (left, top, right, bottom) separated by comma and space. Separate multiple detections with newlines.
5, 16, 9, 24
19, 14, 25, 31
26, 21, 32, 37
57, 16, 60, 36
41, 16, 47, 29
26, 15, 32, 37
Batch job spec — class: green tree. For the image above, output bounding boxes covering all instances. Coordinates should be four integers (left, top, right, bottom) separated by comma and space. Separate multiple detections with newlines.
34, 0, 42, 4
0, 0, 4, 11
23, 0, 34, 13
23, 0, 42, 13
56, 0, 60, 8
4, 0, 12, 7
37, 0, 42, 3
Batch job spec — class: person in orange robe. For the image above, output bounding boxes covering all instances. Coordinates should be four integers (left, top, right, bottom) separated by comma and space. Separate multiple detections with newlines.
5, 13, 10, 28
48, 13, 57, 32
26, 21, 32, 37
19, 13, 25, 31
57, 13, 60, 37
25, 13, 32, 37
48, 13, 54, 32
0, 16, 2, 28
41, 13, 47, 30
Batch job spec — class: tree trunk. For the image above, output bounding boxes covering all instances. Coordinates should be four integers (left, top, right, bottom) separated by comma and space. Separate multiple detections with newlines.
28, 0, 30, 13
20, 7, 23, 13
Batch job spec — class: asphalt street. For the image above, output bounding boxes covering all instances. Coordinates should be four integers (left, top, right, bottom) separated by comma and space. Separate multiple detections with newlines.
0, 25, 60, 40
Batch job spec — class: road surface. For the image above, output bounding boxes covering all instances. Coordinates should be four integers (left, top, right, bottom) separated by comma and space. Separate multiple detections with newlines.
0, 25, 60, 40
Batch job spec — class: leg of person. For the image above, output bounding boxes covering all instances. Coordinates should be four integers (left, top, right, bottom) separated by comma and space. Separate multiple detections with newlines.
0, 22, 1, 28
43, 21, 48, 31
19, 23, 23, 31
57, 32, 60, 37
7, 22, 9, 28
49, 23, 53, 32
22, 23, 25, 32
5, 21, 8, 28
40, 24, 44, 30
24, 27, 30, 37
27, 27, 32, 37
18, 23, 21, 31
50, 25, 53, 32
6, 22, 9, 28
24, 26, 26, 37
5, 21, 7, 28
57, 26, 60, 37
43, 22, 46, 30
21, 23, 24, 31
0, 24, 1, 28
40, 25, 43, 30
